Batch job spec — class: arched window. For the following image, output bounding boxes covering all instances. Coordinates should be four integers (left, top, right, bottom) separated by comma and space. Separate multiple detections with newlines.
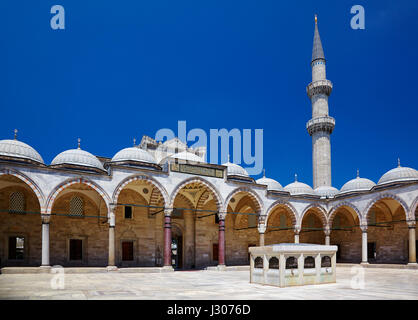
9, 192, 25, 214
69, 196, 83, 216
269, 257, 279, 269
285, 256, 298, 269
304, 256, 315, 268
254, 257, 263, 269
321, 256, 331, 268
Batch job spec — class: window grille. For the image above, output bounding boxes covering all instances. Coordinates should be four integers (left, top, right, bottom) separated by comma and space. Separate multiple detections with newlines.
254, 256, 263, 268
9, 192, 25, 214
286, 256, 298, 269
304, 256, 315, 268
269, 257, 279, 269
321, 256, 331, 267
69, 196, 83, 216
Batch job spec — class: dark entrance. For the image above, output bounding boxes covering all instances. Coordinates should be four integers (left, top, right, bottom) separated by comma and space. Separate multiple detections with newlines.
171, 225, 183, 269
368, 242, 377, 262
122, 241, 134, 261
69, 239, 82, 261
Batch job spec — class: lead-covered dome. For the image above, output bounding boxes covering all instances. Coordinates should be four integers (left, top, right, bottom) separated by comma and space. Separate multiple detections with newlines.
256, 171, 283, 191
51, 143, 105, 172
222, 161, 249, 177
0, 139, 44, 164
170, 151, 204, 163
378, 161, 418, 185
314, 185, 339, 197
339, 171, 375, 194
112, 147, 156, 164
284, 175, 314, 195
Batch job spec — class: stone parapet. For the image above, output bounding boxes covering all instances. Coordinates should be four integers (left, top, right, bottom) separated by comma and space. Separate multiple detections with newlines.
306, 79, 333, 98
306, 116, 335, 136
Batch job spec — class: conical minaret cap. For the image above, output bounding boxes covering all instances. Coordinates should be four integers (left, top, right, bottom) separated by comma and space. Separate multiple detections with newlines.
312, 15, 325, 63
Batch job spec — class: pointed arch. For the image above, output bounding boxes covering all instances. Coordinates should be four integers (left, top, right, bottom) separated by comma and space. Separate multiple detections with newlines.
328, 201, 362, 226
113, 174, 169, 206
223, 187, 263, 214
298, 203, 328, 227
410, 196, 418, 221
363, 193, 410, 221
0, 168, 45, 210
169, 177, 223, 211
46, 177, 111, 215
265, 200, 298, 227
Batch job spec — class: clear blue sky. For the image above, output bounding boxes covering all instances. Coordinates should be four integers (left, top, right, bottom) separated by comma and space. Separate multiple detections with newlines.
0, 0, 417, 189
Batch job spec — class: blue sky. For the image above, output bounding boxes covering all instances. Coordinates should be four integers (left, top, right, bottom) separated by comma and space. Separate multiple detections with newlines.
0, 0, 417, 189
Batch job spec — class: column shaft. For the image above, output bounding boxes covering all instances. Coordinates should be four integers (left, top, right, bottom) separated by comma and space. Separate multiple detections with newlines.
409, 227, 416, 264
41, 222, 50, 266
325, 235, 330, 245
108, 226, 115, 266
218, 218, 225, 266
164, 215, 172, 267
259, 233, 265, 247
361, 231, 368, 264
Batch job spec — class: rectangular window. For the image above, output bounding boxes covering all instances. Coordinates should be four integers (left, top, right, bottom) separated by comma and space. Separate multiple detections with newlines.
213, 243, 219, 261
122, 241, 134, 261
248, 214, 257, 228
69, 239, 83, 260
279, 214, 287, 228
125, 206, 132, 219
8, 237, 24, 260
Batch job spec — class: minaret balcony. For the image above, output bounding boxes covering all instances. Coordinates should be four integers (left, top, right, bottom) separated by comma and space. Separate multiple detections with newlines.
306, 116, 335, 136
306, 79, 333, 98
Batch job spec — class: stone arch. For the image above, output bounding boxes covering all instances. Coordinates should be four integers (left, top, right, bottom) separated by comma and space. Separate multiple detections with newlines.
298, 203, 328, 227
0, 168, 45, 210
265, 200, 298, 227
410, 196, 418, 221
196, 190, 211, 211
46, 177, 111, 215
363, 193, 410, 221
328, 201, 362, 226
169, 177, 223, 212
223, 187, 263, 214
113, 174, 169, 206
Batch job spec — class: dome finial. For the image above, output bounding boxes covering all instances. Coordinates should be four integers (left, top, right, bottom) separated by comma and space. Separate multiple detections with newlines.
133, 138, 136, 147
315, 14, 318, 24
14, 129, 18, 140
357, 169, 360, 178
228, 154, 230, 163
77, 138, 81, 150
398, 157, 401, 167
295, 173, 298, 182
263, 169, 266, 178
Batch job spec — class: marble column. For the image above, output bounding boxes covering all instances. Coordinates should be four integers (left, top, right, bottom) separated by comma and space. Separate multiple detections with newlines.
107, 206, 116, 269
41, 213, 50, 267
361, 227, 368, 264
408, 224, 417, 265
164, 209, 173, 267
258, 223, 266, 247
324, 226, 330, 245
294, 228, 300, 244
218, 214, 225, 266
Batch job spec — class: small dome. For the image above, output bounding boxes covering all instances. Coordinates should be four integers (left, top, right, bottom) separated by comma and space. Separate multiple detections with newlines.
340, 173, 375, 194
314, 185, 339, 197
112, 147, 156, 164
170, 151, 204, 163
284, 175, 314, 195
256, 175, 283, 191
0, 139, 44, 164
378, 162, 418, 185
51, 148, 105, 171
222, 161, 249, 177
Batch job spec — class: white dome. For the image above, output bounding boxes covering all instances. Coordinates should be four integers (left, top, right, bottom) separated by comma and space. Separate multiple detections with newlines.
256, 176, 283, 191
284, 178, 314, 195
222, 161, 249, 177
0, 139, 44, 164
170, 151, 204, 163
314, 185, 339, 197
112, 147, 156, 164
378, 165, 418, 185
340, 176, 375, 194
51, 148, 105, 171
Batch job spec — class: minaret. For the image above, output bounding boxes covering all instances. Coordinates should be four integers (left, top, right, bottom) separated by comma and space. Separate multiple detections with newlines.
306, 15, 335, 189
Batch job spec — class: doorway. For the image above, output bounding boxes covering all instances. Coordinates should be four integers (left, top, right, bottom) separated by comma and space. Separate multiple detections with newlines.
171, 225, 183, 269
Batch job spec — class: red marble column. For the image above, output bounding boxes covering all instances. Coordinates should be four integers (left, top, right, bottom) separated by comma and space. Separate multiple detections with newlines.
164, 213, 172, 267
218, 217, 225, 266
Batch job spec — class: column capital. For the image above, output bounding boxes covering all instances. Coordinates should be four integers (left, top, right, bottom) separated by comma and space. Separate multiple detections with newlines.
258, 223, 266, 234
164, 208, 173, 216
258, 214, 267, 224
294, 226, 301, 235
217, 212, 226, 220
324, 225, 331, 236
109, 203, 118, 213
407, 220, 416, 228
41, 213, 50, 224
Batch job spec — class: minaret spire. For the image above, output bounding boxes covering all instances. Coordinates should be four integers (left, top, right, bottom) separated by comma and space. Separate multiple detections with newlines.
306, 15, 335, 189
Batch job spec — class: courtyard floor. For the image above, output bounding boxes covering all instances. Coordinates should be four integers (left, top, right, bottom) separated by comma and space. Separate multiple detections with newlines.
0, 266, 417, 300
